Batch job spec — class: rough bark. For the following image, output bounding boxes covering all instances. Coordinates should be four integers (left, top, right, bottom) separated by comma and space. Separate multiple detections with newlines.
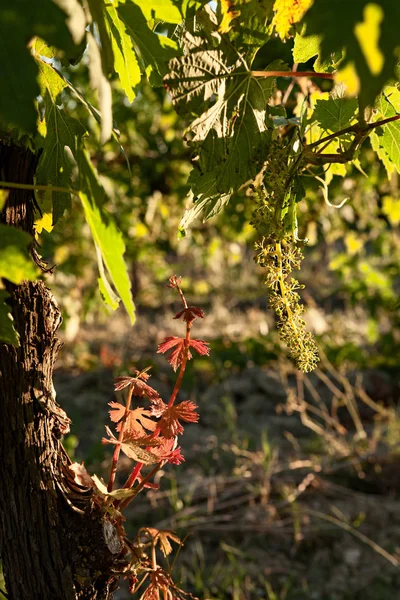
0, 141, 127, 599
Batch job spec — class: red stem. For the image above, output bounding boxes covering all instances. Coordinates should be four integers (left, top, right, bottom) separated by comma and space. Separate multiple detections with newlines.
119, 282, 192, 496
107, 385, 134, 492
251, 70, 334, 80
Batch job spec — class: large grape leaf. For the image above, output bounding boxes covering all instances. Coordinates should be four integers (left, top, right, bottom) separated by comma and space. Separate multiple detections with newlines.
370, 87, 400, 173
164, 8, 277, 230
0, 0, 82, 133
116, 0, 178, 86
292, 31, 343, 73
35, 58, 86, 224
132, 0, 208, 23
0, 291, 19, 346
218, 0, 274, 51
314, 96, 358, 133
0, 225, 38, 284
78, 149, 136, 324
87, 0, 114, 74
298, 0, 400, 109
105, 5, 141, 102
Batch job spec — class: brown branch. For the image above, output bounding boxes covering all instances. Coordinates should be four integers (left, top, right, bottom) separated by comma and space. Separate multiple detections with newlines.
307, 113, 400, 151
252, 70, 334, 80
304, 114, 400, 166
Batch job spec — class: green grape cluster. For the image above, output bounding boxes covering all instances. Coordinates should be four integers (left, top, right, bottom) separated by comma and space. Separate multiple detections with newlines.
255, 237, 319, 372
250, 140, 319, 373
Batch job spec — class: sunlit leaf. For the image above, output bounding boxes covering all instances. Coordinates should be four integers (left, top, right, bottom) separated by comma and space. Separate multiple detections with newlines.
165, 8, 278, 229
298, 0, 400, 109
0, 225, 38, 284
35, 57, 86, 223
87, 31, 113, 144
87, 0, 114, 74
314, 96, 358, 132
371, 89, 400, 172
105, 4, 141, 102
0, 0, 81, 133
116, 0, 178, 86
78, 149, 136, 324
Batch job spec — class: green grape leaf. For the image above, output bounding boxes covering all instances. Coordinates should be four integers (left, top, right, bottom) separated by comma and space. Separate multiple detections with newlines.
293, 31, 343, 72
371, 90, 400, 172
95, 244, 120, 310
165, 8, 277, 230
0, 225, 38, 284
218, 0, 274, 52
87, 31, 113, 144
87, 0, 114, 74
0, 291, 19, 346
35, 58, 86, 224
78, 149, 136, 324
132, 0, 207, 23
105, 5, 141, 102
314, 96, 358, 132
117, 0, 178, 86
370, 130, 395, 177
299, 0, 400, 109
0, 0, 81, 133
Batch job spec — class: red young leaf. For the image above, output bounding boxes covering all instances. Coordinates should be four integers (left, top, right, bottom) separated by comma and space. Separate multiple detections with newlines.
108, 401, 125, 423
167, 274, 182, 289
157, 336, 210, 371
114, 369, 159, 401
144, 528, 181, 556
174, 305, 205, 323
189, 338, 210, 356
158, 401, 199, 438
150, 397, 168, 417
142, 568, 171, 599
108, 402, 157, 438
151, 437, 184, 465
157, 336, 188, 371
102, 428, 159, 465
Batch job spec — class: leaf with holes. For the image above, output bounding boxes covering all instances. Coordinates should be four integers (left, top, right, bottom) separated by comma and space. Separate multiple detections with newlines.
165, 7, 280, 230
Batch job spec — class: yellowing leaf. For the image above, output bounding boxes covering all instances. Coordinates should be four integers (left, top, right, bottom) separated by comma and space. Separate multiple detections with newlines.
219, 0, 240, 33
354, 3, 384, 76
0, 224, 38, 284
92, 474, 138, 499
273, 0, 314, 40
382, 195, 400, 225
344, 231, 363, 255
0, 189, 8, 211
35, 211, 53, 234
335, 62, 360, 97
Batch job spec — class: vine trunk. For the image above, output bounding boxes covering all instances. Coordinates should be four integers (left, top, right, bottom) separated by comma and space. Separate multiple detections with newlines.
0, 141, 126, 600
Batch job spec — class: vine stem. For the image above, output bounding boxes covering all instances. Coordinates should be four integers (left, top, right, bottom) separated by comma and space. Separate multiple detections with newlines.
119, 282, 191, 501
251, 70, 334, 80
275, 241, 305, 353
0, 180, 80, 197
107, 384, 134, 492
307, 113, 400, 151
